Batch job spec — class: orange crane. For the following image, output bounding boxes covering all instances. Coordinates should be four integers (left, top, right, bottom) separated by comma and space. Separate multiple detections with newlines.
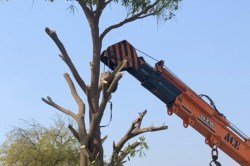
100, 40, 250, 166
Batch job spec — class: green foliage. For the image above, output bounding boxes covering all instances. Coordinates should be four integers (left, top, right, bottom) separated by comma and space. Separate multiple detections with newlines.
116, 0, 181, 21
43, 0, 181, 21
0, 116, 80, 166
128, 136, 149, 160
138, 136, 149, 157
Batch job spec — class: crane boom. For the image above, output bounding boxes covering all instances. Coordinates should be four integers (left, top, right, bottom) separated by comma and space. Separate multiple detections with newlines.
100, 40, 250, 166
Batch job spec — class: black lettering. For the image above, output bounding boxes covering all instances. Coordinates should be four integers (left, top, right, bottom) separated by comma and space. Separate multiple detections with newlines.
234, 140, 240, 150
224, 133, 230, 142
230, 136, 234, 144
224, 133, 240, 150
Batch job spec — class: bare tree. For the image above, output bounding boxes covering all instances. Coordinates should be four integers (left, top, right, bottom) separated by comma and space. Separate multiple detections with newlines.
41, 0, 181, 165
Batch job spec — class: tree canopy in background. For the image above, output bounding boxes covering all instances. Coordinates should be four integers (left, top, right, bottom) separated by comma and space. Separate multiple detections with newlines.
0, 116, 80, 166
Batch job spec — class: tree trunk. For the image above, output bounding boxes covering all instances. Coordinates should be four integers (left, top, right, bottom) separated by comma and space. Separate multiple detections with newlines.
89, 19, 105, 166
80, 150, 88, 166
90, 19, 102, 112
93, 128, 104, 166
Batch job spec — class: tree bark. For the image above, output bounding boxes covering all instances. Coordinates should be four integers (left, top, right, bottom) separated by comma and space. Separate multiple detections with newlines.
43, 1, 180, 165
80, 150, 87, 166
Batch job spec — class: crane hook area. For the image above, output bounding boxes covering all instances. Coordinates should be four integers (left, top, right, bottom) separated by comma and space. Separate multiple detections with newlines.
209, 145, 222, 166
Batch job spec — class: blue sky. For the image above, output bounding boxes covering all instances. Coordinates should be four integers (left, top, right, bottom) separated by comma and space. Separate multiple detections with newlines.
0, 0, 250, 165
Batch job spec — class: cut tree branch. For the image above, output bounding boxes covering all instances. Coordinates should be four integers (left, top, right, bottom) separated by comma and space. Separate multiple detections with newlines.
107, 72, 123, 95
68, 124, 80, 141
135, 111, 146, 129
98, 59, 127, 93
109, 109, 168, 165
80, 144, 98, 162
80, 145, 92, 159
45, 27, 87, 94
135, 125, 168, 135
42, 96, 77, 119
99, 72, 123, 116
101, 135, 108, 144
101, 81, 108, 100
64, 73, 85, 116
106, 59, 127, 84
